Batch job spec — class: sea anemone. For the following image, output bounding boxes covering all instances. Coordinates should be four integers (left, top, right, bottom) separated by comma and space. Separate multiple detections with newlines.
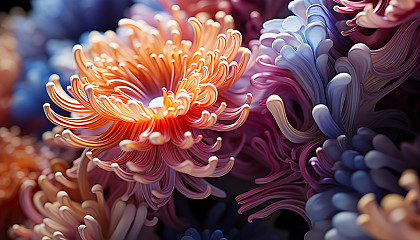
332, 0, 420, 47
43, 8, 251, 206
157, 0, 290, 44
234, 112, 311, 224
235, 0, 419, 226
305, 129, 420, 239
358, 169, 420, 240
12, 154, 158, 240
334, 0, 420, 32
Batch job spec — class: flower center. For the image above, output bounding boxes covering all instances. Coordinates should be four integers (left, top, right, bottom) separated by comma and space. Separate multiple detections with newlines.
148, 96, 164, 109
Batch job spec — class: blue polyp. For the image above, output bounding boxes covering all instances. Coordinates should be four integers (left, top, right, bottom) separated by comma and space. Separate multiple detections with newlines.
331, 192, 360, 212
262, 19, 284, 31
356, 127, 376, 140
334, 170, 352, 187
182, 237, 195, 240
306, 189, 339, 221
324, 228, 349, 240
202, 229, 211, 240
272, 39, 286, 54
370, 169, 405, 195
312, 104, 344, 139
279, 45, 298, 62
282, 16, 304, 32
364, 150, 407, 173
316, 39, 333, 57
326, 73, 351, 127
297, 44, 316, 68
332, 212, 369, 239
353, 155, 368, 170
322, 139, 341, 162
341, 150, 358, 170
351, 134, 373, 155
372, 134, 402, 158
316, 54, 330, 84
209, 230, 224, 240
305, 22, 327, 54
182, 228, 201, 240
350, 170, 382, 196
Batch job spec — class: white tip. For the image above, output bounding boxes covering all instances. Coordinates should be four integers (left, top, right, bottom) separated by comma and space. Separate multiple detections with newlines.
61, 129, 72, 138
46, 82, 55, 89
118, 18, 135, 27
111, 163, 119, 168
73, 44, 83, 53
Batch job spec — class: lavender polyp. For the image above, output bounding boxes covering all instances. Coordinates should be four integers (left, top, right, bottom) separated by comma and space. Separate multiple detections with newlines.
331, 192, 360, 212
305, 128, 420, 239
332, 212, 367, 239
243, 1, 420, 230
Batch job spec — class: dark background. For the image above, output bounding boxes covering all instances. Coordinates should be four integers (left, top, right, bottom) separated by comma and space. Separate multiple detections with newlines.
0, 1, 31, 12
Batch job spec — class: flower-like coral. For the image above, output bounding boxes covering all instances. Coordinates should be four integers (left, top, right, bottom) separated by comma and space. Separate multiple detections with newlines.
305, 129, 420, 239
334, 0, 420, 33
332, 0, 420, 47
236, 0, 419, 225
358, 169, 420, 240
12, 154, 158, 240
157, 0, 290, 44
234, 112, 311, 224
43, 9, 251, 206
158, 0, 231, 18
0, 14, 21, 127
0, 127, 48, 238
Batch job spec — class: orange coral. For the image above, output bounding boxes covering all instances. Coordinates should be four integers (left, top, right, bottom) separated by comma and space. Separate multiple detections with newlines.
43, 7, 251, 202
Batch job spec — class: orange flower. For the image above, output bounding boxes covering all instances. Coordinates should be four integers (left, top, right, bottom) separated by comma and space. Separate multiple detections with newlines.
44, 7, 251, 202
